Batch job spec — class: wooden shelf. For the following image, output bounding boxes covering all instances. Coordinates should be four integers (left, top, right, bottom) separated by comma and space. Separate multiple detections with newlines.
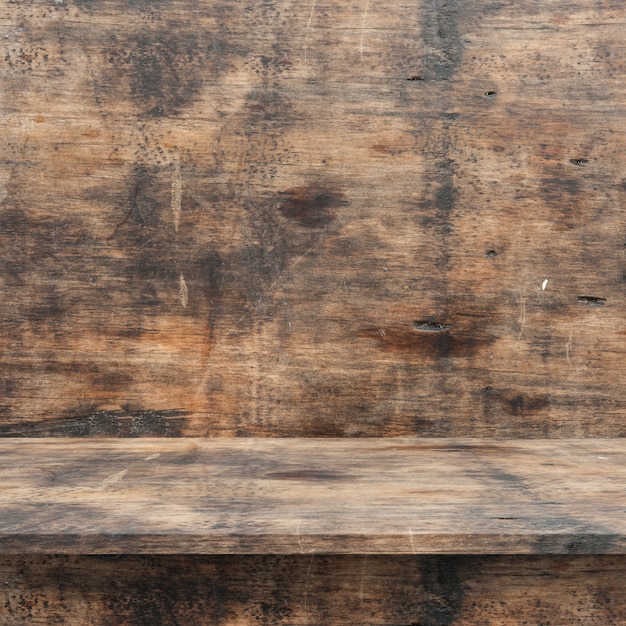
2, 438, 625, 555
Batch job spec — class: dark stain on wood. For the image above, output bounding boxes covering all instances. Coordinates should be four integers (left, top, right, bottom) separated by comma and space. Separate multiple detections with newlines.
277, 186, 346, 228
377, 442, 509, 454
415, 0, 467, 287
481, 387, 550, 417
422, 0, 464, 81
106, 33, 205, 117
433, 176, 457, 220
543, 175, 581, 200
0, 409, 187, 437
264, 469, 354, 481
420, 556, 464, 626
534, 534, 625, 556
245, 88, 293, 126
360, 325, 491, 360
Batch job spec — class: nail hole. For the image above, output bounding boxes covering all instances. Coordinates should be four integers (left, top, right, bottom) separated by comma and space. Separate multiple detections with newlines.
484, 90, 497, 98
413, 320, 453, 332
486, 250, 498, 258
407, 75, 424, 82
577, 296, 606, 306
569, 158, 589, 166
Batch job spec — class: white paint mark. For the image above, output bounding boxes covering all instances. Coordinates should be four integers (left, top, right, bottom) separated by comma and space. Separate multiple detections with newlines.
518, 295, 527, 339
145, 453, 160, 461
179, 272, 188, 309
97, 469, 127, 490
408, 527, 416, 554
304, 0, 317, 68
542, 279, 548, 291
359, 0, 371, 60
171, 152, 182, 232
597, 456, 608, 460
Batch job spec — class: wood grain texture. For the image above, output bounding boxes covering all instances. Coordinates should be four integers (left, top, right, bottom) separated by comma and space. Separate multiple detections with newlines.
1, 438, 625, 555
2, 1, 626, 622
1, 0, 626, 437
1, 554, 626, 625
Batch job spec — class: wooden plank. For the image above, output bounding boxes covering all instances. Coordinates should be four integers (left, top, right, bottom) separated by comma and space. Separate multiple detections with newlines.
2, 554, 626, 625
1, 438, 625, 555
1, 0, 626, 437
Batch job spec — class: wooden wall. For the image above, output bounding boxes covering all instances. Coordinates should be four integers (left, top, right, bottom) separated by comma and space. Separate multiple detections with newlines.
2, 0, 626, 439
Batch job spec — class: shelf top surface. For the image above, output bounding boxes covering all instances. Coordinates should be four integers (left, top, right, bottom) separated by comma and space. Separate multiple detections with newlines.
1, 437, 625, 554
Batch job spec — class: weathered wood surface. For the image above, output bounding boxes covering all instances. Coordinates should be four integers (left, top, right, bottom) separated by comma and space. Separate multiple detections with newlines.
1, 554, 625, 625
2, 1, 626, 623
2, 0, 626, 437
1, 438, 625, 555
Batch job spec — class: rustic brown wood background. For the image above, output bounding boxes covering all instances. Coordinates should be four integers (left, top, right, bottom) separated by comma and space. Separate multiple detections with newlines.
1, 0, 626, 623
2, 0, 625, 439
2, 555, 626, 625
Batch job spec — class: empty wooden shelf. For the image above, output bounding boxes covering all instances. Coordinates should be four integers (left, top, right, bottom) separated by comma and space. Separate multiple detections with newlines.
2, 438, 625, 555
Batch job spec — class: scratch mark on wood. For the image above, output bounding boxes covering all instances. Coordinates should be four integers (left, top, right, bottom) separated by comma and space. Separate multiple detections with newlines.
304, 553, 314, 621
304, 0, 317, 68
97, 469, 127, 490
171, 152, 182, 232
542, 279, 548, 291
565, 333, 572, 367
145, 453, 160, 461
291, 247, 313, 271
296, 521, 303, 553
179, 272, 188, 309
359, 0, 370, 60
0, 168, 13, 204
518, 294, 527, 339
359, 554, 368, 606
266, 247, 313, 293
